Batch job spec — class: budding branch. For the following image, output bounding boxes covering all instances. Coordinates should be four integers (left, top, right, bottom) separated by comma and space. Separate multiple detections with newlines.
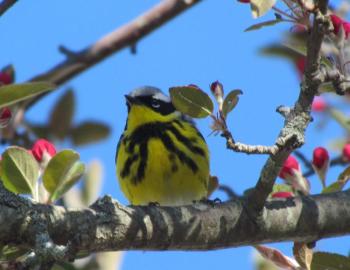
3, 0, 350, 266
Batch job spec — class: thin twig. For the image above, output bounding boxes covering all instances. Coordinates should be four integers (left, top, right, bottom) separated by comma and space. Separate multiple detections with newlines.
222, 130, 279, 155
0, 0, 17, 17
24, 0, 200, 109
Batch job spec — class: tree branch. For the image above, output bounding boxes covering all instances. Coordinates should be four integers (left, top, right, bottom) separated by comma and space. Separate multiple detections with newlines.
245, 1, 330, 216
0, 0, 17, 17
24, 0, 200, 108
1, 183, 350, 258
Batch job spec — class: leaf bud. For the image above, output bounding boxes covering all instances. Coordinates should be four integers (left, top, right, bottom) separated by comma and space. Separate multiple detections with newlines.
210, 81, 224, 108
342, 144, 350, 162
312, 147, 329, 188
0, 107, 12, 128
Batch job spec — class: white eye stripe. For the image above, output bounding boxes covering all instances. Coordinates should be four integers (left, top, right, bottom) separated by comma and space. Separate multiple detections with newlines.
152, 92, 170, 103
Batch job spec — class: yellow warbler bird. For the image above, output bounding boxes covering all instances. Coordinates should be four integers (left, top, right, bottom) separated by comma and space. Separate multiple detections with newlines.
116, 86, 210, 206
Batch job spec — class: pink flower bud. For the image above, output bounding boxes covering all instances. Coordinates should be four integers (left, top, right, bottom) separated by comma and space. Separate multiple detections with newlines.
279, 155, 310, 195
279, 155, 300, 180
210, 81, 224, 97
271, 191, 293, 198
31, 139, 56, 163
330, 14, 344, 35
342, 144, 350, 162
343, 22, 350, 39
312, 147, 329, 188
237, 0, 250, 3
0, 107, 12, 128
311, 96, 327, 112
0, 72, 12, 85
330, 14, 350, 39
210, 81, 224, 107
312, 147, 329, 169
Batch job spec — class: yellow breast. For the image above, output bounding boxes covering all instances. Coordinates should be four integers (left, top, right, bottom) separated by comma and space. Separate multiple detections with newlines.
116, 105, 209, 206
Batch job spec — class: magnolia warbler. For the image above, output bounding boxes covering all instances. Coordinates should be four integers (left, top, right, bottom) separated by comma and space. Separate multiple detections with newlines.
116, 86, 210, 206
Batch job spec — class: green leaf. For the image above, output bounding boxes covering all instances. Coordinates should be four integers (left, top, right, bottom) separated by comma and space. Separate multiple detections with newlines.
260, 44, 301, 61
70, 121, 110, 146
337, 165, 350, 183
0, 82, 55, 109
169, 86, 213, 118
49, 89, 75, 140
329, 108, 350, 133
283, 42, 307, 57
322, 182, 342, 194
324, 166, 350, 193
283, 42, 332, 68
222, 89, 242, 118
311, 252, 350, 270
0, 146, 39, 195
250, 0, 276, 18
245, 19, 284, 32
43, 150, 85, 201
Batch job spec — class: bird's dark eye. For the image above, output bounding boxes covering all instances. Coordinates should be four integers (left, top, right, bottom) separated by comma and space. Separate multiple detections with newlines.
151, 99, 161, 108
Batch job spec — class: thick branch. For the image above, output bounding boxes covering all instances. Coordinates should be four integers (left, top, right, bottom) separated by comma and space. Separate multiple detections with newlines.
1, 185, 350, 256
0, 0, 17, 17
245, 1, 329, 215
25, 0, 200, 108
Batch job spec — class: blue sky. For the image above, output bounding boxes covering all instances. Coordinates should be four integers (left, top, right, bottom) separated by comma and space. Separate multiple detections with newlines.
1, 0, 349, 269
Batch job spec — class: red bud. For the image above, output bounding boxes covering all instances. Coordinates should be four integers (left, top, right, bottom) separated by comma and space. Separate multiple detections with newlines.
279, 155, 300, 180
0, 107, 12, 127
31, 139, 57, 163
0, 72, 12, 85
271, 191, 293, 198
342, 144, 350, 162
312, 147, 329, 188
330, 14, 350, 39
312, 147, 329, 169
343, 22, 350, 39
279, 155, 310, 195
210, 81, 224, 107
210, 81, 224, 96
330, 14, 344, 34
311, 96, 327, 112
237, 0, 250, 2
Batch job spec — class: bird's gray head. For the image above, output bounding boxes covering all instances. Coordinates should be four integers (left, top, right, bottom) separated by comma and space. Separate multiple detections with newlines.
125, 86, 176, 115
